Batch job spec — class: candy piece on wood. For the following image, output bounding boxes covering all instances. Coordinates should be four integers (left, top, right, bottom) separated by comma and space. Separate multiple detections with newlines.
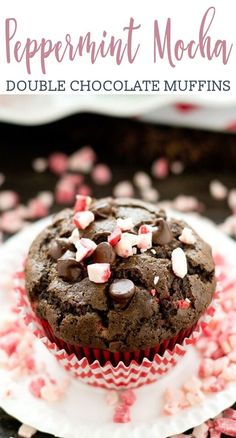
92, 164, 112, 185
48, 152, 68, 175
209, 180, 228, 200
0, 190, 18, 211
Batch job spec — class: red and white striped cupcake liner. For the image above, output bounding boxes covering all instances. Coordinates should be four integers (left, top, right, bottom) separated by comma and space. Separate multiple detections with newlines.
15, 271, 218, 389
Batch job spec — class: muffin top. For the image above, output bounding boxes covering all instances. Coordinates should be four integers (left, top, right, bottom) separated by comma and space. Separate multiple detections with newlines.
25, 196, 216, 352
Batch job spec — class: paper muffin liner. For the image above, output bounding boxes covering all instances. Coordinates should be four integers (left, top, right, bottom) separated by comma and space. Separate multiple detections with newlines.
15, 271, 217, 389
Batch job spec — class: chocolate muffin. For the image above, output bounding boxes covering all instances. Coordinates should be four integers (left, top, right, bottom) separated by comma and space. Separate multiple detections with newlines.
25, 196, 216, 364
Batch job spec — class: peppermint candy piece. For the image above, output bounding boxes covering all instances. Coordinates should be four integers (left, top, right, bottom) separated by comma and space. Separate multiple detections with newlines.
117, 217, 134, 231
177, 298, 191, 309
92, 164, 112, 185
179, 227, 196, 245
0, 190, 18, 211
113, 403, 131, 423
113, 181, 134, 198
138, 224, 156, 234
115, 236, 133, 258
74, 195, 92, 212
108, 227, 122, 246
209, 180, 228, 200
171, 247, 188, 278
133, 171, 151, 189
69, 228, 80, 245
18, 424, 37, 438
114, 233, 138, 258
75, 239, 97, 262
73, 210, 94, 230
87, 263, 111, 283
137, 232, 152, 251
48, 152, 68, 175
213, 417, 236, 436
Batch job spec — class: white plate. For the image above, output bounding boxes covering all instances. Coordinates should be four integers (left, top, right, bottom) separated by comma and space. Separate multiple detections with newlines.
1, 95, 236, 127
0, 213, 235, 438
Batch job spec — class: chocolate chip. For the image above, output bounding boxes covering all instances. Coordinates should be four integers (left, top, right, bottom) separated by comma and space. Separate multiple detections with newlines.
91, 198, 113, 219
109, 279, 135, 304
48, 238, 74, 260
152, 218, 173, 245
92, 242, 116, 265
157, 209, 167, 220
57, 250, 82, 281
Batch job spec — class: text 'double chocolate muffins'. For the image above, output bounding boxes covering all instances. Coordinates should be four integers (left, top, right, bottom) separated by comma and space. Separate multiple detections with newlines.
25, 196, 216, 353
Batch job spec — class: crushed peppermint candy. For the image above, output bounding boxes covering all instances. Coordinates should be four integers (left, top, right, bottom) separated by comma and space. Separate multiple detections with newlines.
26, 198, 49, 219
209, 180, 228, 200
108, 389, 136, 423
0, 316, 68, 405
171, 248, 188, 278
48, 152, 68, 175
18, 424, 37, 438
74, 195, 92, 212
55, 178, 76, 204
173, 195, 202, 213
117, 217, 133, 231
162, 255, 236, 424
92, 164, 112, 185
87, 263, 111, 283
73, 210, 95, 230
69, 228, 80, 244
133, 171, 152, 189
114, 234, 134, 258
179, 227, 196, 245
106, 390, 119, 406
77, 184, 92, 196
154, 276, 159, 285
113, 181, 134, 198
108, 227, 122, 247
171, 161, 184, 175
177, 299, 191, 309
0, 190, 18, 211
138, 224, 154, 234
37, 191, 54, 208
0, 210, 28, 234
75, 238, 97, 262
137, 232, 152, 251
68, 146, 96, 173
75, 239, 96, 262
113, 403, 131, 423
141, 187, 159, 203
32, 157, 47, 173
151, 157, 169, 179
120, 389, 137, 406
